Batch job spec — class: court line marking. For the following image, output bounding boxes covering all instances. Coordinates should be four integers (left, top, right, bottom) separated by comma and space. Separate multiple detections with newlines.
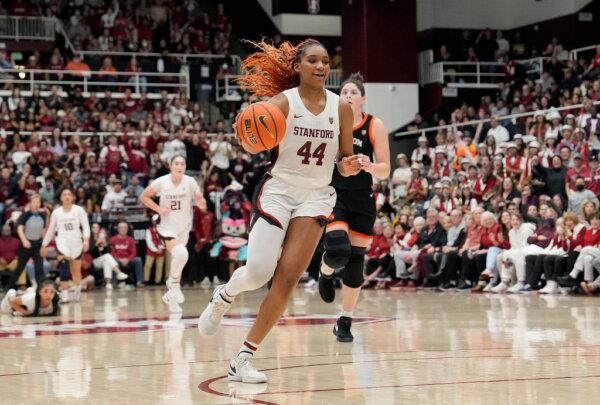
197, 354, 600, 404
2, 343, 600, 378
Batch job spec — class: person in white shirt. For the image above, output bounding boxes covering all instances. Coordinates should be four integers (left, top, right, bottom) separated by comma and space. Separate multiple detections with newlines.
209, 132, 233, 184
41, 187, 91, 303
11, 143, 31, 171
391, 153, 411, 199
162, 133, 187, 163
101, 180, 127, 211
140, 155, 207, 312
486, 116, 510, 145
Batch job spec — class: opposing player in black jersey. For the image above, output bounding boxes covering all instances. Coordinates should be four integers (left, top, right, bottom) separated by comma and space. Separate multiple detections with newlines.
319, 73, 391, 342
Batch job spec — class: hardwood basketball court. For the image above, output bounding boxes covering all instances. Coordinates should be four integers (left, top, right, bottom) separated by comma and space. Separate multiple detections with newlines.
1, 287, 599, 404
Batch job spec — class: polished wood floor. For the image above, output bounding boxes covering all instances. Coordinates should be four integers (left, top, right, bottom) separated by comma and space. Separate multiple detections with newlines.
1, 285, 600, 404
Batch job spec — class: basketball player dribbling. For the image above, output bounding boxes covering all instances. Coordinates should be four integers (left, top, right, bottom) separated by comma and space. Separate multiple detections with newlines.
198, 39, 363, 383
318, 73, 390, 342
41, 187, 90, 303
140, 155, 207, 312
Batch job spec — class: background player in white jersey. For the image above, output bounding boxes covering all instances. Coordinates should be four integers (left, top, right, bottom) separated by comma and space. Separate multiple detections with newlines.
140, 155, 207, 312
41, 187, 90, 302
198, 38, 361, 383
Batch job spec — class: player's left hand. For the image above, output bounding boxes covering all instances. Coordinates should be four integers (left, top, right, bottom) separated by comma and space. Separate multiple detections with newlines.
357, 154, 374, 174
83, 240, 89, 253
340, 155, 361, 176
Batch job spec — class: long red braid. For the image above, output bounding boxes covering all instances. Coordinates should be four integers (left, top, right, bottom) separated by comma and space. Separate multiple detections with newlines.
237, 38, 326, 98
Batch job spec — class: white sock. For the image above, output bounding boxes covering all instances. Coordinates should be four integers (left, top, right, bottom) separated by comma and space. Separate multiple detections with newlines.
236, 340, 258, 360
321, 262, 334, 277
340, 309, 353, 318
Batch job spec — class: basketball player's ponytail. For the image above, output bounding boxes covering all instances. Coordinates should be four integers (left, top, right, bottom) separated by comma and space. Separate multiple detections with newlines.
237, 38, 326, 97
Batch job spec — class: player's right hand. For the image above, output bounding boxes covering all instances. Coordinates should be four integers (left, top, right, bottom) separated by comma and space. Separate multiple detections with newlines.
40, 246, 47, 258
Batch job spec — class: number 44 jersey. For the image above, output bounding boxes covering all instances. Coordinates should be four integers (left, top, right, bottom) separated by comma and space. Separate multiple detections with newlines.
274, 87, 340, 189
150, 174, 201, 238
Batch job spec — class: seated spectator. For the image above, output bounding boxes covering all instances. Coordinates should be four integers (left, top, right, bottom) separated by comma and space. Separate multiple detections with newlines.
0, 224, 23, 288
101, 179, 127, 211
65, 53, 91, 78
109, 221, 144, 288
144, 216, 165, 285
98, 57, 118, 83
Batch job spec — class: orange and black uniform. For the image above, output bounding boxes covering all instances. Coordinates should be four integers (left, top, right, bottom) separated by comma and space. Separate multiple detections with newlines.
329, 113, 376, 238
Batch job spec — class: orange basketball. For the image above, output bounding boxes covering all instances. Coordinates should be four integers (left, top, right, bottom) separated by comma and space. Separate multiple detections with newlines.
236, 102, 286, 153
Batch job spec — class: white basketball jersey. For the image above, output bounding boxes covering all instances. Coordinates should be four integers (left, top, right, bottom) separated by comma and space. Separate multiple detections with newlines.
151, 174, 200, 237
43, 205, 90, 245
273, 87, 340, 189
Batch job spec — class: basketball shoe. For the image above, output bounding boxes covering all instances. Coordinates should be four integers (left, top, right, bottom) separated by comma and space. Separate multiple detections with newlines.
198, 285, 232, 335
166, 278, 184, 303
228, 352, 267, 383
318, 271, 335, 303
333, 316, 353, 342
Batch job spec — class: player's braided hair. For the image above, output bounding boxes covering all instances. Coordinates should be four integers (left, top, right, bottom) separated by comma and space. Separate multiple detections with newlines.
237, 38, 327, 97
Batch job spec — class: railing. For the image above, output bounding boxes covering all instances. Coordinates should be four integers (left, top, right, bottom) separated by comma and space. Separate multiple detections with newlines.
0, 68, 189, 97
78, 50, 243, 73
569, 44, 599, 61
0, 16, 57, 41
394, 101, 600, 140
418, 50, 442, 85
215, 69, 343, 102
426, 58, 545, 89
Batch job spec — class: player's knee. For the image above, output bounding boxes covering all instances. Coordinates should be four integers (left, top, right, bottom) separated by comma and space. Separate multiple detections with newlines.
342, 247, 367, 288
244, 256, 277, 290
171, 244, 188, 264
323, 230, 351, 270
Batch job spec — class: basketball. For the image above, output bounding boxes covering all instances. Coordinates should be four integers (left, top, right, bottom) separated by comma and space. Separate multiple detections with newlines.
236, 102, 286, 153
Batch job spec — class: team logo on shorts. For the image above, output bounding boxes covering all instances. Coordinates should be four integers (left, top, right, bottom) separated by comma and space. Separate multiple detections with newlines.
329, 117, 334, 124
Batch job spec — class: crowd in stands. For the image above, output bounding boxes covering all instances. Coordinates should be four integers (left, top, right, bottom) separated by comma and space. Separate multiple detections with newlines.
367, 34, 600, 297
0, 82, 275, 294
0, 0, 235, 94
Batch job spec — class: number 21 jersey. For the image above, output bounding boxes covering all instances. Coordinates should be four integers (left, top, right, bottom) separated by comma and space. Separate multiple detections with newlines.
150, 174, 200, 237
274, 87, 340, 189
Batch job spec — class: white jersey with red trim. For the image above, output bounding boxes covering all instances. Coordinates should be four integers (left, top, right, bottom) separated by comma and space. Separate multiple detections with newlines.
274, 87, 340, 189
150, 174, 201, 238
42, 204, 90, 245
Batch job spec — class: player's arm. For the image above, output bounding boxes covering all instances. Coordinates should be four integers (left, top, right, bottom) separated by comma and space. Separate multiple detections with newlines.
360, 117, 390, 179
337, 100, 360, 176
80, 207, 91, 252
40, 210, 57, 257
140, 183, 170, 217
7, 296, 28, 315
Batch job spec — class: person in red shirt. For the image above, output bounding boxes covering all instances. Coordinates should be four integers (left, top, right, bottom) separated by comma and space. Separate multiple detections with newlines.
33, 140, 54, 166
0, 224, 24, 286
566, 153, 591, 190
587, 155, 600, 198
110, 222, 144, 288
559, 212, 600, 287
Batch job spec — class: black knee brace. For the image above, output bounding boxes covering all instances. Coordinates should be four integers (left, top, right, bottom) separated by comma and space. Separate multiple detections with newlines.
323, 230, 351, 270
342, 246, 367, 288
